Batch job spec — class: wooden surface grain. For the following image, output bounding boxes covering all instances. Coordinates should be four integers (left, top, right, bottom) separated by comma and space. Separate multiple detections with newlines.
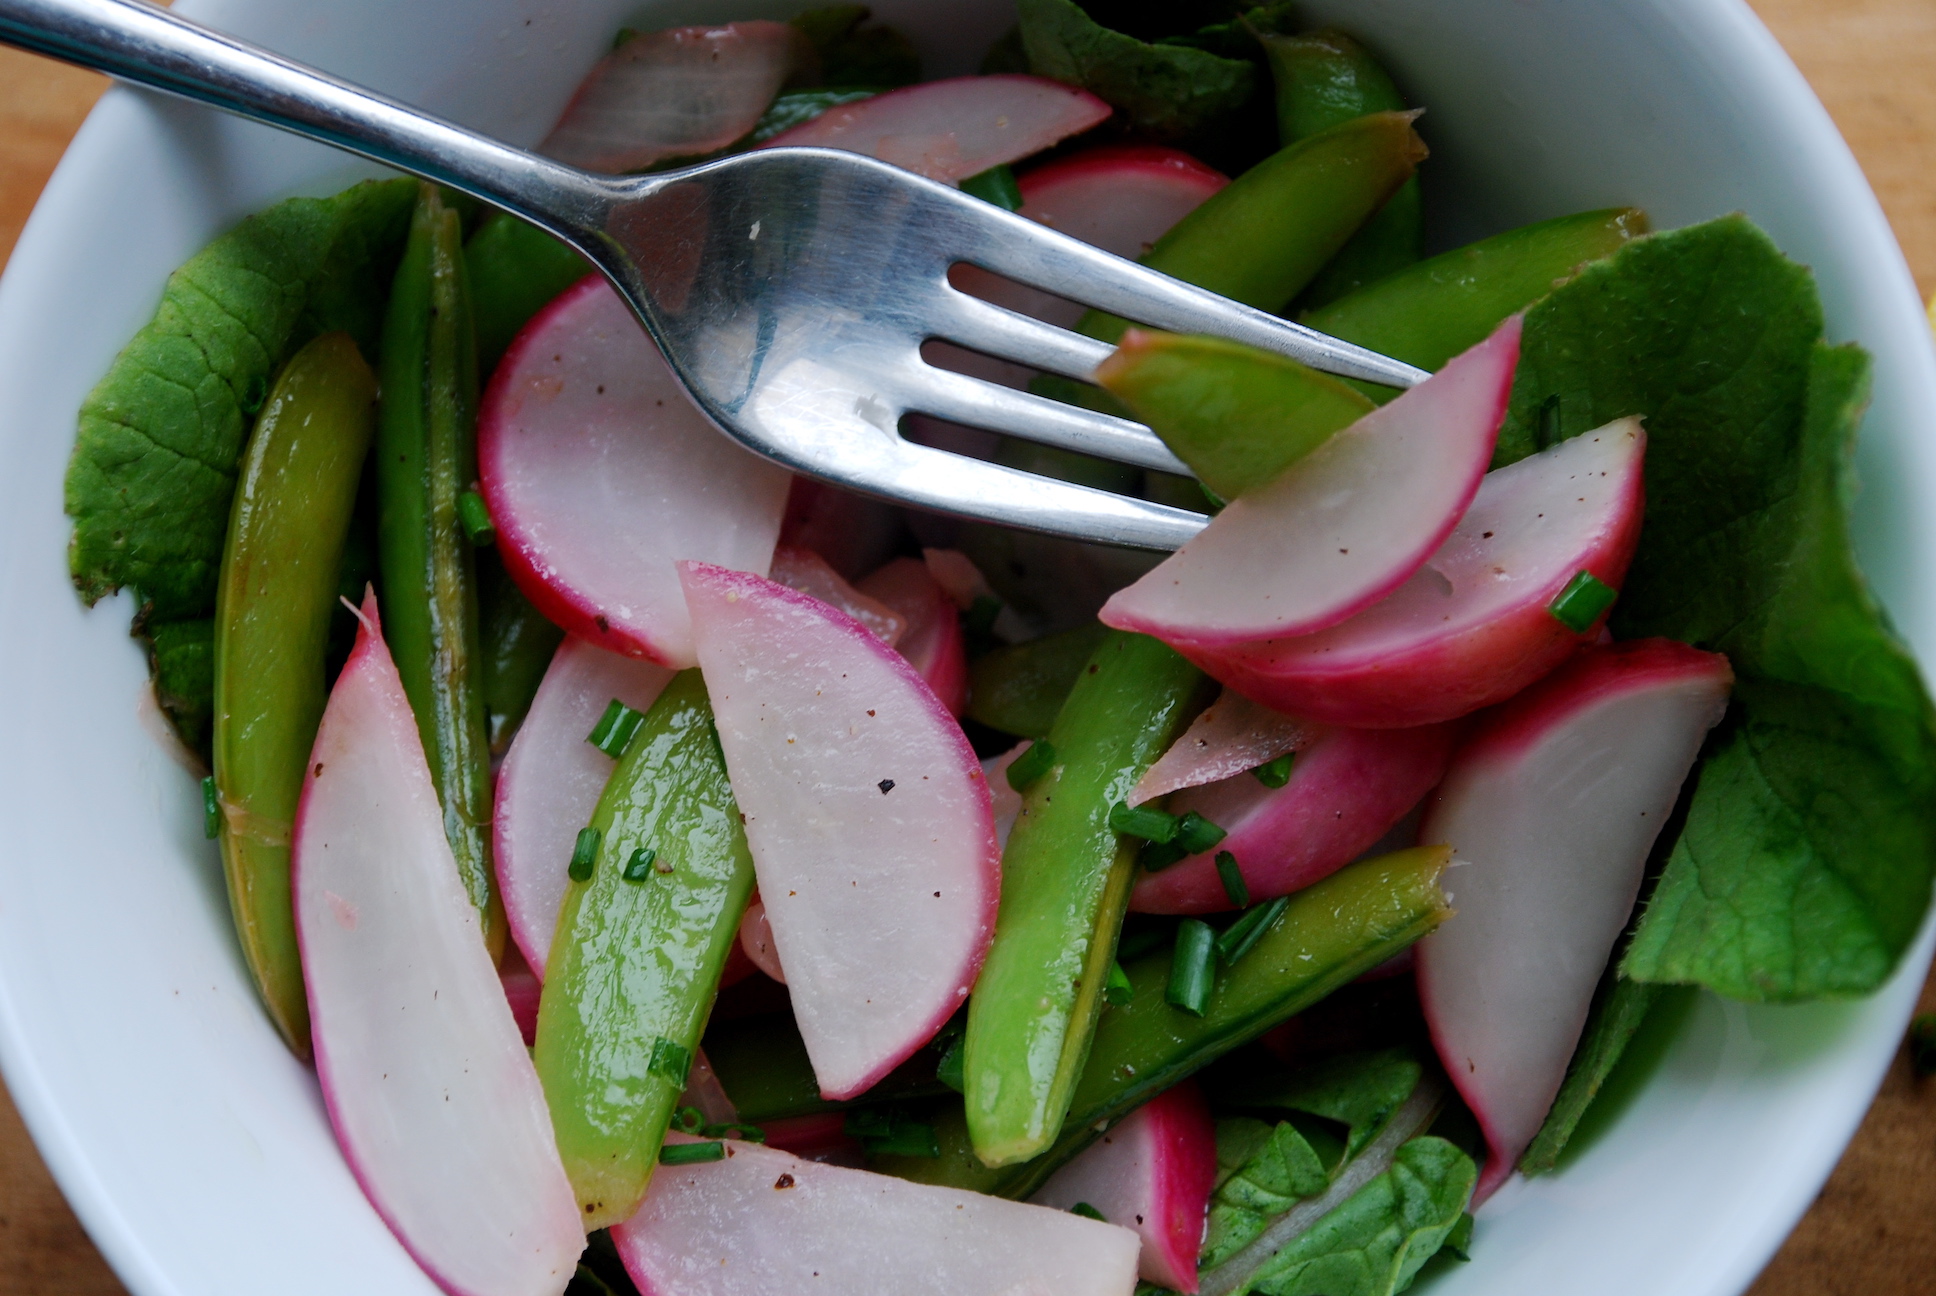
0, 6, 1933, 1293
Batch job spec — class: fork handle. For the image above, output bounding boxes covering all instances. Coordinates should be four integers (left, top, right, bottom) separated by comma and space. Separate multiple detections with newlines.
0, 0, 602, 237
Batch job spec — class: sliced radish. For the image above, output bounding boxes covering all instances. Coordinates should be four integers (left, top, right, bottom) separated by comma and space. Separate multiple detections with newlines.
611, 1137, 1140, 1296
294, 593, 581, 1296
758, 1112, 865, 1165
924, 548, 1030, 643
1189, 419, 1648, 728
479, 276, 791, 667
859, 557, 969, 715
1031, 1082, 1218, 1292
779, 477, 905, 580
541, 23, 808, 173
494, 635, 674, 977
1128, 689, 1318, 806
769, 545, 907, 646
985, 742, 1029, 850
1415, 639, 1733, 1203
1101, 318, 1520, 646
737, 896, 786, 984
500, 943, 542, 1048
680, 1048, 739, 1126
680, 562, 1000, 1099
1131, 724, 1457, 915
759, 75, 1112, 183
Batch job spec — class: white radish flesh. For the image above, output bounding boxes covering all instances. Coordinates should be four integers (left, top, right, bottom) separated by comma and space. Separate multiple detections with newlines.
984, 741, 1029, 850
1415, 639, 1733, 1203
769, 545, 906, 646
1188, 418, 1647, 728
611, 1138, 1141, 1296
493, 635, 673, 977
1102, 318, 1520, 646
858, 556, 968, 716
737, 896, 786, 984
680, 562, 1000, 1099
1128, 689, 1318, 806
294, 594, 581, 1296
1132, 723, 1458, 915
541, 23, 808, 173
759, 75, 1112, 183
1031, 1082, 1219, 1292
479, 277, 791, 667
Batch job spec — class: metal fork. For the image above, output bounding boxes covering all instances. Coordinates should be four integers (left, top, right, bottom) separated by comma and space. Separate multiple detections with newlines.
1, 0, 1428, 550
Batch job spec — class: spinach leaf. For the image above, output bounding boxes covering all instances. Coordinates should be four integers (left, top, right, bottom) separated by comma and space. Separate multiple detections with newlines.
66, 177, 416, 621
1497, 217, 1936, 1000
145, 616, 215, 759
1203, 1117, 1329, 1270
1245, 1136, 1475, 1296
1213, 1047, 1423, 1160
1519, 976, 1662, 1174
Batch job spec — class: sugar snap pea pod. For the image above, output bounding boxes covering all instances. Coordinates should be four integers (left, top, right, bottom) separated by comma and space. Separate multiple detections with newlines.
464, 210, 592, 370
377, 184, 503, 955
964, 631, 1215, 1166
966, 622, 1112, 739
1095, 331, 1374, 500
880, 845, 1451, 1197
478, 553, 564, 750
1302, 208, 1649, 392
1264, 29, 1423, 308
534, 670, 757, 1228
212, 332, 377, 1056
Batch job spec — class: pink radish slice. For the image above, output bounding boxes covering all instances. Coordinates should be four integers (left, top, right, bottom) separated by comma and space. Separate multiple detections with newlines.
493, 634, 674, 977
1415, 639, 1733, 1203
1102, 318, 1520, 646
680, 562, 1000, 1100
769, 545, 906, 646
737, 896, 786, 984
1131, 723, 1457, 915
1189, 418, 1648, 728
294, 593, 581, 1296
859, 556, 969, 715
1031, 1082, 1218, 1292
479, 276, 791, 667
759, 75, 1111, 183
612, 1137, 1141, 1296
541, 23, 808, 173
680, 1049, 739, 1126
759, 1112, 865, 1165
500, 943, 542, 1047
1129, 689, 1318, 806
984, 742, 1030, 850
779, 477, 905, 579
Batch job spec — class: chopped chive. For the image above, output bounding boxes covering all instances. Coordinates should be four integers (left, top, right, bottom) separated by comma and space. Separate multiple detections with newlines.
658, 1140, 725, 1165
959, 163, 1023, 211
1548, 569, 1618, 632
1006, 739, 1057, 792
456, 488, 496, 547
1139, 838, 1189, 872
1213, 851, 1250, 908
1911, 1014, 1936, 1078
1109, 801, 1180, 843
1070, 1201, 1107, 1221
201, 775, 220, 839
672, 1105, 707, 1134
587, 698, 646, 758
1216, 895, 1290, 965
1251, 752, 1294, 788
622, 847, 656, 882
704, 1122, 767, 1143
1166, 919, 1216, 1016
568, 827, 601, 882
935, 1034, 966, 1093
1173, 810, 1226, 855
648, 1036, 693, 1086
1103, 959, 1134, 1005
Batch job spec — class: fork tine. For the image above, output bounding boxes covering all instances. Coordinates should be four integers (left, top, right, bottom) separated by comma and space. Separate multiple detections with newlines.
951, 199, 1432, 389
899, 365, 1194, 477
930, 290, 1117, 384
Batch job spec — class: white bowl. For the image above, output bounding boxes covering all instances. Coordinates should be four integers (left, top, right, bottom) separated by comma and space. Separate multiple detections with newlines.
0, 1, 1931, 1292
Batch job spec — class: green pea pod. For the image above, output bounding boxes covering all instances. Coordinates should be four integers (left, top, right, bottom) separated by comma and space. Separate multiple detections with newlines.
464, 210, 592, 370
881, 845, 1452, 1197
212, 332, 378, 1056
964, 631, 1215, 1166
1302, 207, 1650, 392
1095, 331, 1374, 499
535, 670, 756, 1228
965, 622, 1112, 739
1264, 29, 1423, 308
479, 553, 565, 751
377, 184, 502, 956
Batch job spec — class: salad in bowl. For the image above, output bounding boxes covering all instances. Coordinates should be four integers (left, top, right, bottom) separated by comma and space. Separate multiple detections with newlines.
8, 1, 1936, 1294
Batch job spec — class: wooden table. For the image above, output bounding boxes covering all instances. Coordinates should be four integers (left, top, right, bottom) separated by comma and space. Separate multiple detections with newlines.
1, 5, 1932, 1293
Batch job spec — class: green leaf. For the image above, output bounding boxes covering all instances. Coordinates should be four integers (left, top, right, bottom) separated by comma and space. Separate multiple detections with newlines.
1497, 216, 1936, 1000
790, 5, 921, 88
66, 177, 417, 621
1214, 1047, 1423, 1161
1245, 1137, 1476, 1296
1202, 1117, 1330, 1270
145, 616, 215, 761
1016, 0, 1257, 144
1520, 976, 1663, 1174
